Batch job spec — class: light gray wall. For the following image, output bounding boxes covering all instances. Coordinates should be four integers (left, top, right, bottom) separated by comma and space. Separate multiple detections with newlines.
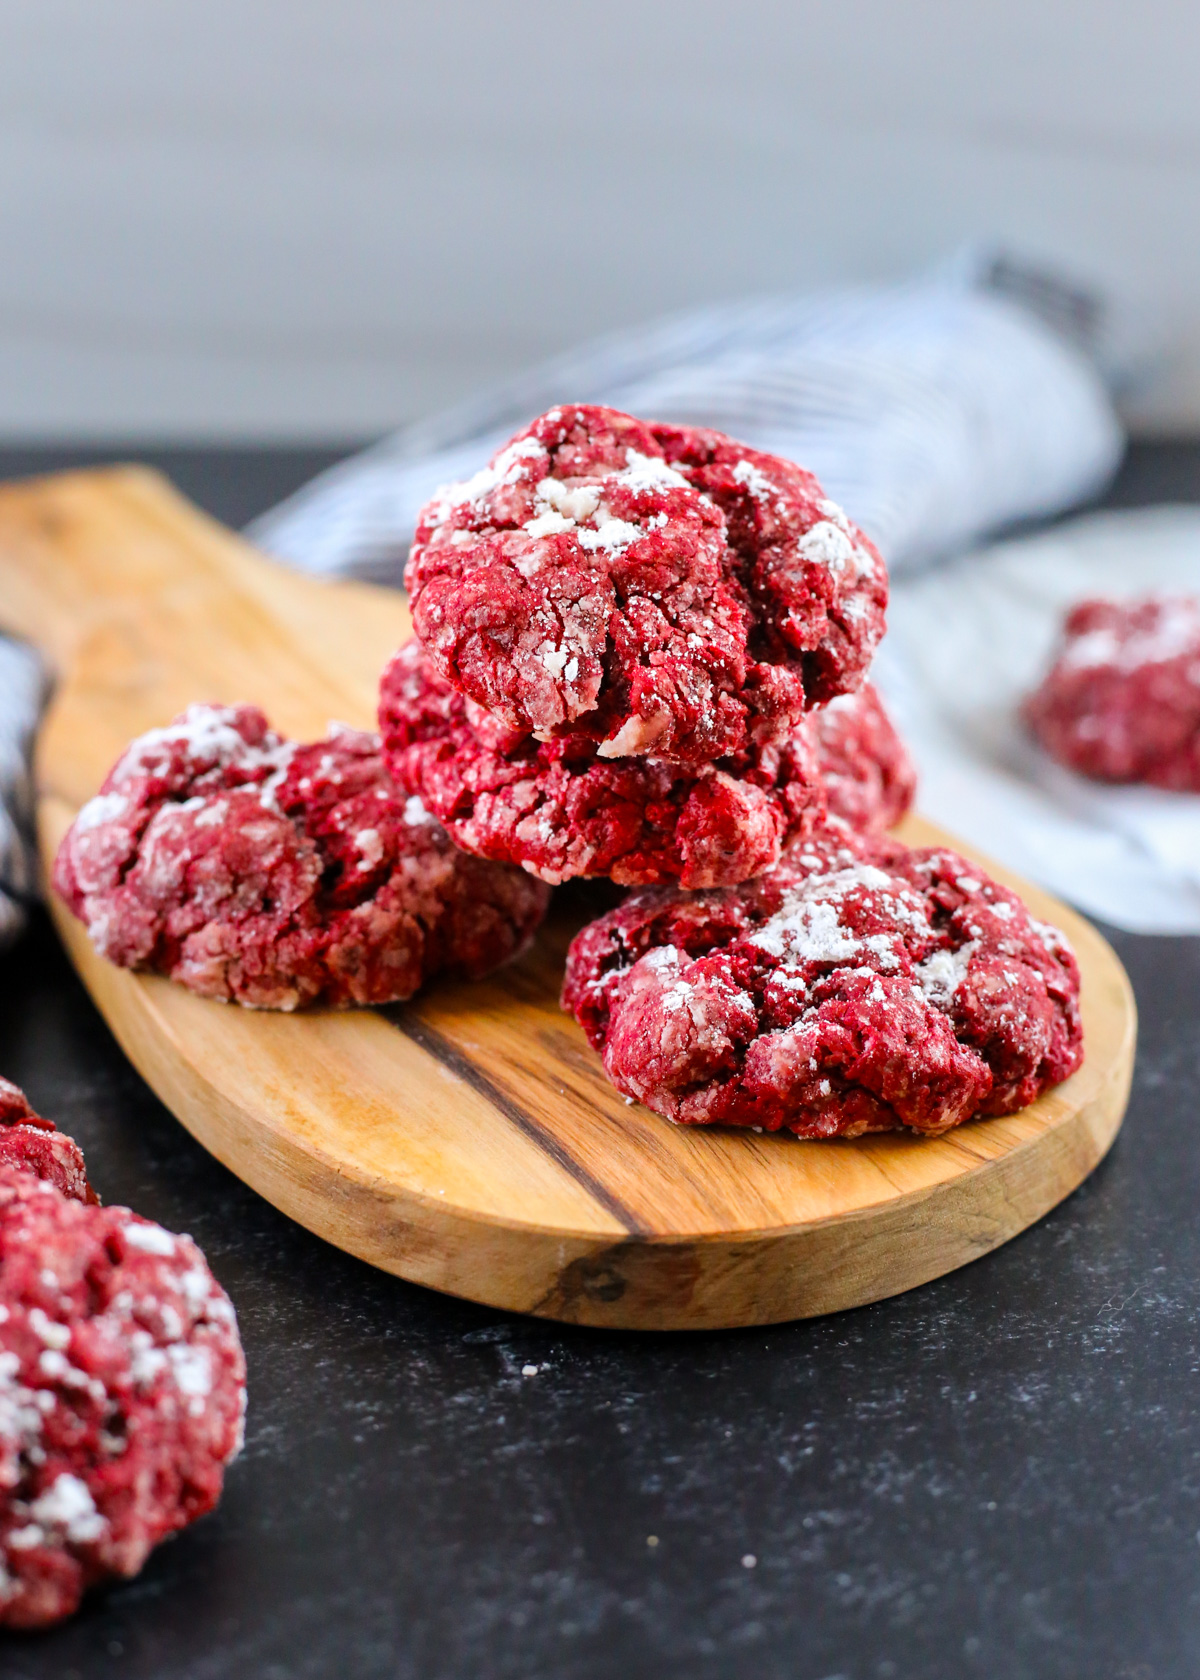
0, 0, 1197, 439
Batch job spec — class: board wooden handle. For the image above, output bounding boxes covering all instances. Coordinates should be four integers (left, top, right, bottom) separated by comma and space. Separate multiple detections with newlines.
0, 466, 222, 666
0, 463, 409, 676
0, 467, 1137, 1329
0, 467, 412, 810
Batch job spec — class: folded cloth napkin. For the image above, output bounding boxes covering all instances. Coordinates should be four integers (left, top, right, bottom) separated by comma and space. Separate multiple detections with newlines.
247, 252, 1122, 582
874, 505, 1200, 934
0, 639, 47, 944
0, 251, 1128, 949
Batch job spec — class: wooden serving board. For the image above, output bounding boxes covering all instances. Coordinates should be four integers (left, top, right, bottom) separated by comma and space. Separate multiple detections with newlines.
0, 468, 1135, 1330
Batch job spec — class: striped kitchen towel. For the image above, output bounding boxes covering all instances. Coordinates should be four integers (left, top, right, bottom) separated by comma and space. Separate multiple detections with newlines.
248, 251, 1123, 583
0, 251, 1126, 947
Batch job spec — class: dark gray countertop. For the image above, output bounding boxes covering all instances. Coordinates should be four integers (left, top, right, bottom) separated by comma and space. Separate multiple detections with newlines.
2, 443, 1199, 1680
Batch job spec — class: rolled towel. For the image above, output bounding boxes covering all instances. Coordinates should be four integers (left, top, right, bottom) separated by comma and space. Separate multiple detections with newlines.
248, 251, 1122, 583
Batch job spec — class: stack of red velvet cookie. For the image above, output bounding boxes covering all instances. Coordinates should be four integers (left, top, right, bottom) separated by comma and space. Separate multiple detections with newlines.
54, 403, 1084, 1142
379, 405, 1083, 1139
379, 403, 896, 889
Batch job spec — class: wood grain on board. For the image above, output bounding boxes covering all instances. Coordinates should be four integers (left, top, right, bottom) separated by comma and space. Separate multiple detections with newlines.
0, 467, 1136, 1328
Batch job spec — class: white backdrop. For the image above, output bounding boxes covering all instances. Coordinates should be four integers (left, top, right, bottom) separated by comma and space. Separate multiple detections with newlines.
0, 0, 1197, 438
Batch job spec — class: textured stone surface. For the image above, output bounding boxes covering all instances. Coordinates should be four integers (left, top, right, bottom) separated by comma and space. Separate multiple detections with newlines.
1, 902, 1196, 1679
2, 444, 1196, 1679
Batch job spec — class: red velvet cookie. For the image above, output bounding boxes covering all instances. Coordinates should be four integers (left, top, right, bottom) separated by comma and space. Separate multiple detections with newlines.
379, 639, 826, 889
563, 829, 1082, 1138
811, 683, 917, 832
405, 404, 887, 764
0, 1088, 245, 1629
0, 1078, 94, 1205
53, 705, 550, 1010
1024, 595, 1200, 789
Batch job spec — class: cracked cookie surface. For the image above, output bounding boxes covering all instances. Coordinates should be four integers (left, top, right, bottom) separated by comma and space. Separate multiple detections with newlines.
811, 683, 916, 832
563, 829, 1082, 1137
379, 639, 827, 888
54, 704, 550, 1008
0, 1085, 245, 1629
405, 404, 887, 765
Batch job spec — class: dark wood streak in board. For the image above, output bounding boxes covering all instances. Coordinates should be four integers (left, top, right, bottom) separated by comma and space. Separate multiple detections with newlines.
383, 1006, 650, 1235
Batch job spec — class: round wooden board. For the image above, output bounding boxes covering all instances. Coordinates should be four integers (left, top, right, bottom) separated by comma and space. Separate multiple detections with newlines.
1, 468, 1136, 1330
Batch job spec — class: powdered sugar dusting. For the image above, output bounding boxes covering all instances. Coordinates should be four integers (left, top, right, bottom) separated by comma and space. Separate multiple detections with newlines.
403, 794, 437, 827
517, 449, 685, 554
732, 459, 779, 503
123, 1223, 177, 1257
915, 942, 976, 1005
106, 705, 298, 819
817, 497, 853, 533
30, 1474, 107, 1545
617, 449, 690, 494
167, 1343, 212, 1400
563, 830, 1084, 1143
758, 896, 861, 963
120, 708, 281, 781
0, 1171, 248, 1626
751, 865, 909, 965
537, 478, 603, 523
432, 435, 544, 523
523, 507, 574, 540
798, 521, 857, 576
1062, 598, 1200, 673
354, 827, 384, 868
578, 517, 643, 554
71, 792, 129, 833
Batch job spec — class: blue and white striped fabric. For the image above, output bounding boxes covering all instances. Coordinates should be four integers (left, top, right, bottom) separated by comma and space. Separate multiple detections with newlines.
0, 638, 46, 945
249, 258, 1122, 582
0, 253, 1127, 947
